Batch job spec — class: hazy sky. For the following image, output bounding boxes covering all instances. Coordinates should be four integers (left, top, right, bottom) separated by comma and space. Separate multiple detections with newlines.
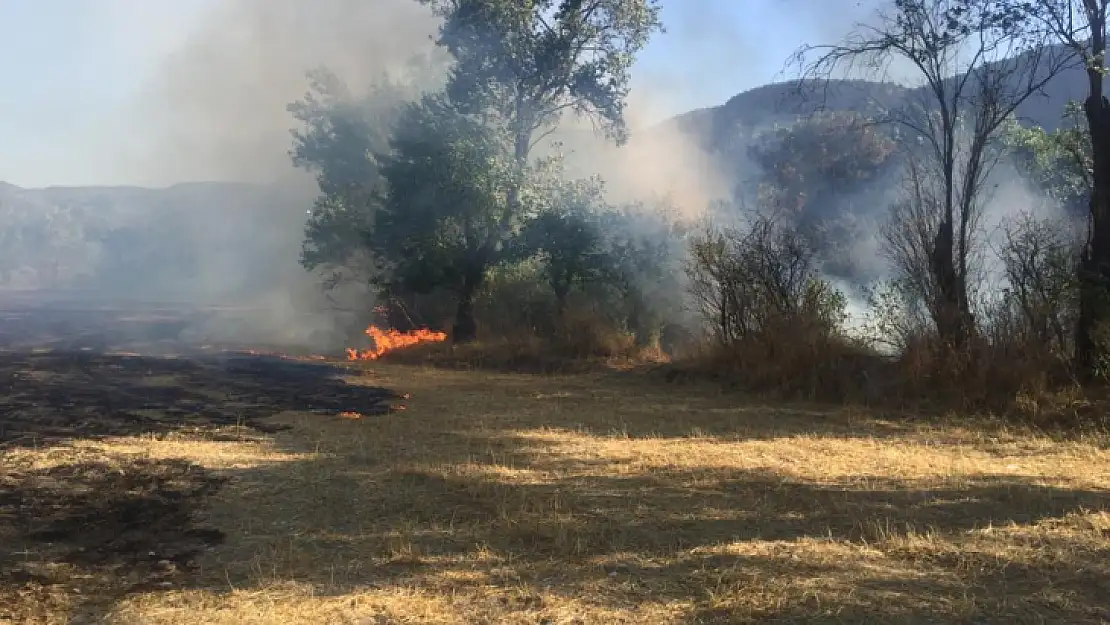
0, 0, 878, 188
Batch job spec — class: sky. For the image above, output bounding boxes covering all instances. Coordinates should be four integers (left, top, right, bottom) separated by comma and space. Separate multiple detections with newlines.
0, 0, 880, 188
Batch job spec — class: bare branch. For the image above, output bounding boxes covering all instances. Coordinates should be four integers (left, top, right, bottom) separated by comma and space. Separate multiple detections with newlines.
793, 0, 1076, 344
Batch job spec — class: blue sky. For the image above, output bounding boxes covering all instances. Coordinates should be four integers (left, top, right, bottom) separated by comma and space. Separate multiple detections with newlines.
0, 0, 876, 187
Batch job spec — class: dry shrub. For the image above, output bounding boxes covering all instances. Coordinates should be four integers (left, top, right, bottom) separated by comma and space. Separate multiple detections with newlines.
546, 306, 637, 360
381, 304, 662, 373
675, 319, 883, 403
864, 329, 1110, 431
669, 212, 1104, 423
809, 210, 1110, 427
671, 215, 883, 400
888, 334, 1055, 410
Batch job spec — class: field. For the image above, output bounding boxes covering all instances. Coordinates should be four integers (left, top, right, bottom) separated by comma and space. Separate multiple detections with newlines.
2, 296, 1110, 624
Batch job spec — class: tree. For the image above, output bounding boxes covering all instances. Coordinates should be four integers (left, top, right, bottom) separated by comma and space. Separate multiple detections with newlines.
289, 68, 418, 282
750, 111, 897, 227
957, 0, 1110, 376
418, 0, 663, 248
797, 0, 1072, 346
599, 201, 689, 348
373, 93, 543, 342
1002, 101, 1091, 214
996, 212, 1080, 356
749, 111, 898, 281
516, 177, 612, 317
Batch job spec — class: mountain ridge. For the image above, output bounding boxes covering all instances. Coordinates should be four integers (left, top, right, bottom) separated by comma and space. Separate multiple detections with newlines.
0, 52, 1093, 290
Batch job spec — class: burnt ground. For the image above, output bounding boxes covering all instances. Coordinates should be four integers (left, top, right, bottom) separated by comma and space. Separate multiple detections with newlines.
0, 292, 397, 622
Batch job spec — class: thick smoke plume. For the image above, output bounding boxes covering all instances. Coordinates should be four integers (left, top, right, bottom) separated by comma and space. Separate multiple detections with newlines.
111, 0, 733, 351
126, 0, 439, 186
114, 0, 444, 351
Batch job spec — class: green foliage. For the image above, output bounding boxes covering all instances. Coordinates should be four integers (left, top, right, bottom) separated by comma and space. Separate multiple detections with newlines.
516, 177, 612, 310
501, 191, 689, 347
475, 257, 562, 335
1001, 102, 1091, 214
289, 68, 423, 273
598, 202, 689, 344
420, 0, 663, 147
373, 92, 520, 299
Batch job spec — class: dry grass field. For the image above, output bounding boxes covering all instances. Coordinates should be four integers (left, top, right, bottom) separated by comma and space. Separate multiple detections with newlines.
4, 344, 1110, 623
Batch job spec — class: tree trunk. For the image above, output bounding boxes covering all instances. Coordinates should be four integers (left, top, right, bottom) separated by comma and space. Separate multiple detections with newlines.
552, 268, 572, 323
452, 291, 478, 344
1076, 94, 1110, 378
553, 283, 569, 321
452, 270, 483, 344
930, 217, 973, 346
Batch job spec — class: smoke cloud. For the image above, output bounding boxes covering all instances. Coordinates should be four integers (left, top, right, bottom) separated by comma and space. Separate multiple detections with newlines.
15, 0, 1074, 352
101, 0, 446, 351
108, 0, 735, 351
124, 0, 441, 186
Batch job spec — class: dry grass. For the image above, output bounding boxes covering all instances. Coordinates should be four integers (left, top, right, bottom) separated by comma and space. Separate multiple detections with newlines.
379, 332, 667, 374
7, 364, 1110, 624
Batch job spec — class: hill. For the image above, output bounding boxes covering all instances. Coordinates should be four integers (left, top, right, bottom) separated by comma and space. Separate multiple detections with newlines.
667, 42, 1090, 154
0, 49, 1092, 292
0, 180, 314, 299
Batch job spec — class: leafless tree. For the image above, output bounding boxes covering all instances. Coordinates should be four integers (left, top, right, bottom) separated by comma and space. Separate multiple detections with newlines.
794, 0, 1074, 346
996, 212, 1080, 356
991, 0, 1110, 376
687, 212, 843, 346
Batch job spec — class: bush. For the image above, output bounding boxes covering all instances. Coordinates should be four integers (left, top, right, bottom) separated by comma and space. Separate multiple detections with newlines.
380, 303, 660, 373
675, 214, 877, 400
368, 255, 666, 372
687, 216, 847, 345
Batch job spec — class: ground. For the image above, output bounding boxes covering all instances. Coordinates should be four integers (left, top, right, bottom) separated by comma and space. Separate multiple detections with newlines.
2, 295, 1110, 624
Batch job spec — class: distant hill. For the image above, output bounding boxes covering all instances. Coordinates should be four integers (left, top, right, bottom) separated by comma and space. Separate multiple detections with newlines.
0, 180, 314, 298
662, 42, 1089, 173
0, 45, 1093, 292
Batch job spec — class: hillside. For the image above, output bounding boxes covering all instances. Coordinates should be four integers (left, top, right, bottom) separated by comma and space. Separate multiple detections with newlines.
669, 42, 1089, 154
0, 180, 314, 299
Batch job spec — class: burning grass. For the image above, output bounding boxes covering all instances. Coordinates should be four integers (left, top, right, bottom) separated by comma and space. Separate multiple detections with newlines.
346, 325, 448, 361
7, 360, 1109, 623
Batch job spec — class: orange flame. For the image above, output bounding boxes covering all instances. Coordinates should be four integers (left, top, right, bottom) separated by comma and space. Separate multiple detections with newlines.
346, 325, 447, 361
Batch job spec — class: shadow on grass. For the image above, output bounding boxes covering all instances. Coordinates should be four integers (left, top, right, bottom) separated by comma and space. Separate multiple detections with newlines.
383, 366, 1001, 446
0, 347, 401, 622
2, 347, 1109, 623
180, 428, 1110, 624
0, 455, 228, 622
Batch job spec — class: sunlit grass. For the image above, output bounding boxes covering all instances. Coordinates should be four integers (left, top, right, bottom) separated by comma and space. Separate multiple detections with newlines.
7, 364, 1110, 623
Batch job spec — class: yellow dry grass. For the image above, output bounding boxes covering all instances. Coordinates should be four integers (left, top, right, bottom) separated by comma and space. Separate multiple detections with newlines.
10, 365, 1110, 624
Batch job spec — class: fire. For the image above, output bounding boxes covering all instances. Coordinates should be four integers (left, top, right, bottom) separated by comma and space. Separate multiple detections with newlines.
346, 325, 447, 361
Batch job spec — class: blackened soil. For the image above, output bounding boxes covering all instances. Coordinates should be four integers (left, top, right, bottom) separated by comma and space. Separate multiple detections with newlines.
0, 296, 404, 622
